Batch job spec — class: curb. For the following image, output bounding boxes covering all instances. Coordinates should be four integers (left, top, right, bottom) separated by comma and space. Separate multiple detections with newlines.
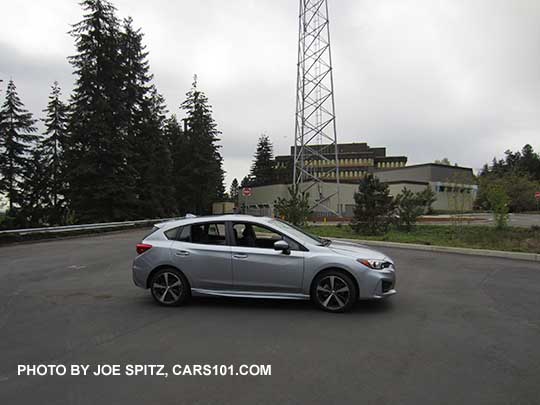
335, 238, 539, 262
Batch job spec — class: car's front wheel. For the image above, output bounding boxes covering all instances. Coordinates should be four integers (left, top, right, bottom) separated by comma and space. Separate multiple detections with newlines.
150, 268, 190, 307
312, 271, 357, 313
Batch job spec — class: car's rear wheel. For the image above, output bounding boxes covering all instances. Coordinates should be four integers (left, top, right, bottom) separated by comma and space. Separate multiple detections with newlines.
312, 271, 357, 313
150, 268, 190, 307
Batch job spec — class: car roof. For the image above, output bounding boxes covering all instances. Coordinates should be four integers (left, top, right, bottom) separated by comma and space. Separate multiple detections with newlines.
156, 215, 274, 229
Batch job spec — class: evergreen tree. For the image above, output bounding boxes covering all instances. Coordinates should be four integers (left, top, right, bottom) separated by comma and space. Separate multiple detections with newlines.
177, 78, 225, 214
135, 86, 176, 217
0, 80, 38, 213
40, 82, 69, 224
120, 17, 174, 217
230, 178, 239, 203
394, 187, 436, 231
250, 134, 275, 186
165, 114, 186, 213
17, 148, 49, 227
241, 175, 252, 188
351, 174, 395, 235
66, 0, 137, 222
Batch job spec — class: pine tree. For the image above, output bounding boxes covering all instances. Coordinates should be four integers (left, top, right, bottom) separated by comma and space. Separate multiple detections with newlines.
177, 78, 225, 214
17, 148, 49, 227
136, 86, 176, 217
41, 81, 69, 224
351, 174, 395, 235
229, 178, 239, 203
165, 114, 186, 213
66, 0, 137, 222
120, 17, 174, 217
241, 176, 252, 187
0, 80, 38, 213
250, 134, 275, 186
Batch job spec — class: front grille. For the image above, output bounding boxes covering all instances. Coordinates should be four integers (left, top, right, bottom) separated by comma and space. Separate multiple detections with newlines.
382, 280, 393, 293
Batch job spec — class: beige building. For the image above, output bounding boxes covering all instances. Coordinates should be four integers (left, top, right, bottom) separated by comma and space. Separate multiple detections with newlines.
238, 163, 478, 217
375, 164, 478, 212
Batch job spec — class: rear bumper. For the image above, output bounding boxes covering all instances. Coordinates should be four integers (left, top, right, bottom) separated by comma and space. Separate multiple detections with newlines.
132, 261, 149, 289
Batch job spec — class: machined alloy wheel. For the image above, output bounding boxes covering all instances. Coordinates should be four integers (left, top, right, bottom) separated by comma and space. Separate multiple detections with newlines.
313, 272, 357, 312
150, 269, 189, 306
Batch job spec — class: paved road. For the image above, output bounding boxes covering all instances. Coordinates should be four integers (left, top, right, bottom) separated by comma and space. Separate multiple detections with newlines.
1, 230, 539, 404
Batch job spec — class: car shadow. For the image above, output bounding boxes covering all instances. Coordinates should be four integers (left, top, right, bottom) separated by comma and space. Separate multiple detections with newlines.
135, 294, 395, 315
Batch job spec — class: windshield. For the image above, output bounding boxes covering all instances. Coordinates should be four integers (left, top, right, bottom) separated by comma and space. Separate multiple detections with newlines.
269, 219, 329, 246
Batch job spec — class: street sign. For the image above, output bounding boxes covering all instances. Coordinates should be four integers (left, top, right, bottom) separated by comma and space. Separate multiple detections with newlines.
242, 187, 252, 197
535, 192, 540, 201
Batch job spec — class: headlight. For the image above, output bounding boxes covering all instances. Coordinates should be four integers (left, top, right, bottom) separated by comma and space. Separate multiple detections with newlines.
357, 259, 392, 270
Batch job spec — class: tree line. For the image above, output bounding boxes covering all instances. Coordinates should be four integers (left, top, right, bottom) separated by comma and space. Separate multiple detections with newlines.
0, 0, 225, 229
477, 144, 540, 212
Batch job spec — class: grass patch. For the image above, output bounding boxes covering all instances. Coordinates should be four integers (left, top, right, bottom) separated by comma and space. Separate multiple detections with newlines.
304, 224, 540, 254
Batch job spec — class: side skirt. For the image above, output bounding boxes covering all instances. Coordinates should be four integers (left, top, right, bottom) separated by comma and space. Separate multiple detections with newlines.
191, 288, 310, 301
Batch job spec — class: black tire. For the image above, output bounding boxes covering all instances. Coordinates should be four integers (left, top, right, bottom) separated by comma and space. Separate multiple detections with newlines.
150, 268, 190, 307
311, 270, 357, 313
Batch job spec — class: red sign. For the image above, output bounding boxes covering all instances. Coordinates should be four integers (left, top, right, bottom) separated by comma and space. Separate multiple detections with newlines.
535, 192, 540, 201
242, 187, 252, 197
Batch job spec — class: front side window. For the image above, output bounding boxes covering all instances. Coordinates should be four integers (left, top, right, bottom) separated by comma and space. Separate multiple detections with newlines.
232, 223, 301, 250
269, 219, 324, 246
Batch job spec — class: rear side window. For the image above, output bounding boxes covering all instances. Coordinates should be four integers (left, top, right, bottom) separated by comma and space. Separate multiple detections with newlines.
190, 222, 227, 246
165, 226, 190, 242
167, 223, 226, 245
165, 227, 180, 240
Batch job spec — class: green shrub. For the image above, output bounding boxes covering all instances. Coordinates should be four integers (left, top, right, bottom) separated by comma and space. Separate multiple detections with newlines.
274, 185, 312, 226
486, 184, 510, 229
394, 187, 436, 231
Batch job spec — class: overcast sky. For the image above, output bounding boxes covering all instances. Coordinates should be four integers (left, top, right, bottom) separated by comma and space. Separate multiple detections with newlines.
1, 0, 539, 188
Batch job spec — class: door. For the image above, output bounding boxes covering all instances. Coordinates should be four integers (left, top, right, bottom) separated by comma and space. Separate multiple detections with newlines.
170, 222, 232, 290
230, 222, 304, 293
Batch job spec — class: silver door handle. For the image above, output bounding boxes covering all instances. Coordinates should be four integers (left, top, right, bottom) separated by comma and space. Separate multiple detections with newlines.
233, 253, 248, 259
175, 251, 190, 257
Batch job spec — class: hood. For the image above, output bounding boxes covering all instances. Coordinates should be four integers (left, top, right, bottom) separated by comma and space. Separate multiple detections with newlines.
329, 240, 390, 262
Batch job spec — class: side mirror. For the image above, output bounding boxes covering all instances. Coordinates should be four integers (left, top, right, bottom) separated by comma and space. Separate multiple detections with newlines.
274, 240, 290, 254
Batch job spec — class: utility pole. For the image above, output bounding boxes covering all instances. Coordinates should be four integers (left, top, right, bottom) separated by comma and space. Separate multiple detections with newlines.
294, 0, 341, 216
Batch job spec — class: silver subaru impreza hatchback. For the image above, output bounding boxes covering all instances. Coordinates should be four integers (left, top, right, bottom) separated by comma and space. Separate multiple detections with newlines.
132, 215, 396, 313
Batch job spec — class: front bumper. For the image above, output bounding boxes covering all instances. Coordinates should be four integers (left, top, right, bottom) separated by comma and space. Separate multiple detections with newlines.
358, 268, 397, 300
373, 288, 397, 299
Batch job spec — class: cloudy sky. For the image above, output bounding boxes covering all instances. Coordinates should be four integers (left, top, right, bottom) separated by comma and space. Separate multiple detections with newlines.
1, 0, 539, 188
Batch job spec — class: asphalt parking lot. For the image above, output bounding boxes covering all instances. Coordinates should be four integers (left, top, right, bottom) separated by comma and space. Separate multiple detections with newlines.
1, 229, 539, 404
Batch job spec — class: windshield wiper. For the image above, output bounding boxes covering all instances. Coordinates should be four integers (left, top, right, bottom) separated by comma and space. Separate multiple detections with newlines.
321, 238, 332, 246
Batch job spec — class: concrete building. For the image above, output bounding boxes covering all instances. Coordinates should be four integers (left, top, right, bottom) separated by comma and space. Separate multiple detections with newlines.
239, 163, 478, 217
374, 163, 478, 212
274, 142, 407, 183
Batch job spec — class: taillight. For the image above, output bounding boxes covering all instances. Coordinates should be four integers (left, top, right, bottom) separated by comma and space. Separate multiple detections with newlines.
136, 243, 153, 255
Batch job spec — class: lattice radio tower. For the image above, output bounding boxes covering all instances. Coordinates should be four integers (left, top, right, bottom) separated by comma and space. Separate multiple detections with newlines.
293, 0, 341, 216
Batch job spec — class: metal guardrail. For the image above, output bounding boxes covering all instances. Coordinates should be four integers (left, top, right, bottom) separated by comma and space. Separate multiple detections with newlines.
0, 217, 181, 236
